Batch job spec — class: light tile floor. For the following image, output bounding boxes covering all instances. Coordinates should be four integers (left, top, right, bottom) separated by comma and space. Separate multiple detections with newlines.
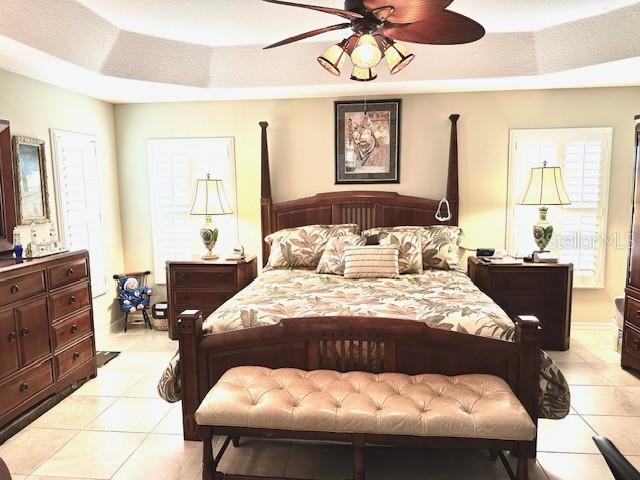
1, 325, 639, 479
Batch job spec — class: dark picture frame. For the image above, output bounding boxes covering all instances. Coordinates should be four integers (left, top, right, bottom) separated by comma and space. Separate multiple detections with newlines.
335, 99, 401, 184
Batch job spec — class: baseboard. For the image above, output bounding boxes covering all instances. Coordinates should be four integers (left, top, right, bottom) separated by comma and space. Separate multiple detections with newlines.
572, 321, 616, 331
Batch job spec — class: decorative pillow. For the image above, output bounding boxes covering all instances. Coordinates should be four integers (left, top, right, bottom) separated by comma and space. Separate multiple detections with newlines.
264, 224, 359, 270
343, 245, 400, 279
376, 231, 422, 274
362, 225, 463, 271
316, 235, 366, 275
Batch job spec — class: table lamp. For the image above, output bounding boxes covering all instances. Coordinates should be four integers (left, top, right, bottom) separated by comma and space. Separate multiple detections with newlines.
190, 174, 232, 260
517, 161, 571, 253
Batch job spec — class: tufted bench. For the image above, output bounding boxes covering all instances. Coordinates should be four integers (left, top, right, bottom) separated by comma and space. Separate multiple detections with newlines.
195, 366, 536, 480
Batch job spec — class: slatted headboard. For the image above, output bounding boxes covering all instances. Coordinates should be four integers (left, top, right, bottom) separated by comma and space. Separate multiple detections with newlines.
259, 115, 461, 266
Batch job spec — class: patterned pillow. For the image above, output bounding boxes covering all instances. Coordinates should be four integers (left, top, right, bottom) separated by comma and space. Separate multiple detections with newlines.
316, 235, 367, 275
376, 231, 422, 274
362, 225, 463, 271
343, 245, 400, 279
265, 224, 359, 270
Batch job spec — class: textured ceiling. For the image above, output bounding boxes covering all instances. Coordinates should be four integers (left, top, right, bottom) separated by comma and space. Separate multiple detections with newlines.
0, 0, 639, 102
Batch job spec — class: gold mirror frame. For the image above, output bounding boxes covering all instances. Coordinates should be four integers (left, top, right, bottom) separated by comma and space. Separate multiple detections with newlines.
12, 136, 50, 225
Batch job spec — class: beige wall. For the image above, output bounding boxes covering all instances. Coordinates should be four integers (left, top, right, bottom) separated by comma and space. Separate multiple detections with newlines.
114, 87, 640, 323
0, 69, 123, 336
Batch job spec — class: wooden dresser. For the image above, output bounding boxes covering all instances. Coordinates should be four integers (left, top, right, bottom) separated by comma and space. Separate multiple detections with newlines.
0, 250, 96, 429
166, 256, 258, 340
623, 115, 640, 372
468, 256, 573, 351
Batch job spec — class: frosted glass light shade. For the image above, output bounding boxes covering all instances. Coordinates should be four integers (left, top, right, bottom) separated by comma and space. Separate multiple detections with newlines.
351, 34, 382, 69
350, 65, 377, 82
384, 41, 415, 74
190, 175, 233, 215
518, 165, 571, 206
317, 41, 348, 76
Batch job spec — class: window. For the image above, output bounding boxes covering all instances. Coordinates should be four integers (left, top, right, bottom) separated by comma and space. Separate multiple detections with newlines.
507, 128, 612, 288
51, 130, 107, 296
147, 138, 238, 284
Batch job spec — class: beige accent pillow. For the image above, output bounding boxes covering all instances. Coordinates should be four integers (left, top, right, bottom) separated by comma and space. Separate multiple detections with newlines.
343, 245, 400, 279
363, 226, 463, 271
376, 231, 422, 274
264, 224, 359, 270
316, 235, 366, 275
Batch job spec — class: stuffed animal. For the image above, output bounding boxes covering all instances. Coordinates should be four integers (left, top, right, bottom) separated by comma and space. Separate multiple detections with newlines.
118, 277, 152, 314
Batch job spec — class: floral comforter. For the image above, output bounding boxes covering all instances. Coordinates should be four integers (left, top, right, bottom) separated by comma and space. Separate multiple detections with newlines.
158, 269, 570, 419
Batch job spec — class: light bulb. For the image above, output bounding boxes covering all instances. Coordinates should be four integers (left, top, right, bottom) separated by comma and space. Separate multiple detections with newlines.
350, 34, 382, 69
317, 40, 348, 76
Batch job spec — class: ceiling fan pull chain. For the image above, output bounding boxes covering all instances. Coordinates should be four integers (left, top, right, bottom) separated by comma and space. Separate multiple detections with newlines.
435, 197, 452, 222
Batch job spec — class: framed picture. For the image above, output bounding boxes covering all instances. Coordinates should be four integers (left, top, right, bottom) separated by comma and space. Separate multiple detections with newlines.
12, 136, 50, 225
335, 99, 401, 184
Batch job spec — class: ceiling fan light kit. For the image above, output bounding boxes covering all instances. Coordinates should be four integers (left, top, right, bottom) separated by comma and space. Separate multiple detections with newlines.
263, 0, 486, 82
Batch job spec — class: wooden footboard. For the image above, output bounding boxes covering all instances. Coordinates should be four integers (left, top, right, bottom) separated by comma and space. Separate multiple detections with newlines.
178, 313, 541, 457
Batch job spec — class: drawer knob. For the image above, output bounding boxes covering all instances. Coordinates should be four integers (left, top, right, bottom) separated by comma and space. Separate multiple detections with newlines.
9, 284, 19, 294
70, 324, 79, 333
20, 328, 29, 337
66, 267, 74, 277
634, 339, 640, 350
20, 383, 28, 392
73, 352, 81, 360
7, 332, 16, 342
68, 296, 76, 305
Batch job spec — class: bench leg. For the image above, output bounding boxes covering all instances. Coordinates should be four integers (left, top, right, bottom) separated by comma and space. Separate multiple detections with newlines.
353, 434, 365, 480
202, 427, 214, 480
516, 448, 529, 480
232, 437, 241, 448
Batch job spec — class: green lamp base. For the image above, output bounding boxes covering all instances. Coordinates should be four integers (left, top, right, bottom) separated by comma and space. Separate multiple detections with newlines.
200, 216, 219, 260
533, 206, 553, 252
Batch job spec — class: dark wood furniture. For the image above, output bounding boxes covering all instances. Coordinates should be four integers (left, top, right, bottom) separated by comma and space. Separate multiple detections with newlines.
623, 115, 640, 372
0, 120, 17, 254
468, 257, 574, 351
176, 117, 541, 462
195, 317, 538, 480
0, 250, 96, 429
166, 257, 258, 340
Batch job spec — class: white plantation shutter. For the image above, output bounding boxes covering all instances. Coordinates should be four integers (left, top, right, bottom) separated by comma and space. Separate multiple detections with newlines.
51, 130, 107, 296
507, 128, 612, 288
148, 138, 237, 284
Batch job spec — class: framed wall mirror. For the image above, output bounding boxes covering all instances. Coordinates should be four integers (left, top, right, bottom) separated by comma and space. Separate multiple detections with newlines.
12, 135, 50, 225
0, 120, 17, 254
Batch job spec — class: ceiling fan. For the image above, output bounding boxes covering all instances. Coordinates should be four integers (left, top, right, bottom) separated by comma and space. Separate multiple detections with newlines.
262, 0, 486, 82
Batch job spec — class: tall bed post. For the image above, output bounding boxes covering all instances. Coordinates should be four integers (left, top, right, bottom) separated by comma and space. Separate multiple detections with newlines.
447, 114, 460, 226
260, 121, 273, 267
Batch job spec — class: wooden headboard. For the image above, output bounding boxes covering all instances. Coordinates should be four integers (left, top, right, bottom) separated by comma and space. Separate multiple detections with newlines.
259, 115, 461, 266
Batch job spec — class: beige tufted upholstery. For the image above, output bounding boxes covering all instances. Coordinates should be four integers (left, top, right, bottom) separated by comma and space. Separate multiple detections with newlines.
195, 367, 536, 441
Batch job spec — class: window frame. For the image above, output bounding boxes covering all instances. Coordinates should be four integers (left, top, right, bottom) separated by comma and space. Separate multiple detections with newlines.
506, 127, 613, 289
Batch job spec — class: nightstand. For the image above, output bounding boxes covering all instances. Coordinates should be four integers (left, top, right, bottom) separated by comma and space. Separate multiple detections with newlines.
468, 256, 573, 351
166, 256, 257, 340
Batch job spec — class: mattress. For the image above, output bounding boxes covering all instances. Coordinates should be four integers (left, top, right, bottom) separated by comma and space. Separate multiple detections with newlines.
158, 269, 570, 420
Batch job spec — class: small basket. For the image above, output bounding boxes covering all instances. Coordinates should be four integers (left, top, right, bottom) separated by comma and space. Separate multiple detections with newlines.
151, 303, 169, 331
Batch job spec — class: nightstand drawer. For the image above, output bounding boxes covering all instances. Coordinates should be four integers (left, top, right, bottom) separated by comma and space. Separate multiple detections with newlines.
173, 290, 230, 308
490, 269, 565, 293
625, 295, 640, 331
624, 325, 640, 361
171, 267, 236, 288
50, 284, 91, 321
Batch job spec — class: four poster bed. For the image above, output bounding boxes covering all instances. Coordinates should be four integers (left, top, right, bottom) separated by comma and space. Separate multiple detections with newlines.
158, 116, 570, 462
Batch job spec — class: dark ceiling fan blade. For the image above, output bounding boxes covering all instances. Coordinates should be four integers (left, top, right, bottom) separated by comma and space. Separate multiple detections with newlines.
383, 10, 485, 45
263, 22, 352, 49
262, 0, 363, 20
363, 0, 453, 23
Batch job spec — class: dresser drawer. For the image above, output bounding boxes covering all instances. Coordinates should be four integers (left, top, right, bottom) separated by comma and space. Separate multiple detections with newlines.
48, 257, 88, 290
490, 269, 565, 293
50, 284, 91, 321
0, 361, 53, 417
171, 267, 236, 288
0, 271, 45, 307
173, 290, 230, 308
625, 295, 640, 331
53, 310, 93, 351
55, 336, 94, 378
624, 324, 640, 361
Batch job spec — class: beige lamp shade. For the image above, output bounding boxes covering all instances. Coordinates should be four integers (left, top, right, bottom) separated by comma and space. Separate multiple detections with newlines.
189, 175, 233, 216
518, 164, 571, 206
384, 41, 415, 74
350, 65, 377, 82
317, 40, 348, 76
351, 34, 382, 69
